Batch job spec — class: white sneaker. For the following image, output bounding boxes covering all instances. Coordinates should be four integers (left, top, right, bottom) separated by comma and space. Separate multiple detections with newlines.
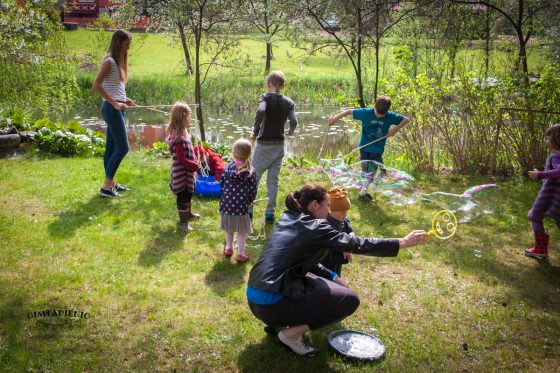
358, 188, 373, 201
278, 330, 318, 357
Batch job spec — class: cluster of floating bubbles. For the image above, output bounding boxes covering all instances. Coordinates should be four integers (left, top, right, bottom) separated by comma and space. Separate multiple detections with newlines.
421, 185, 497, 223
320, 157, 497, 223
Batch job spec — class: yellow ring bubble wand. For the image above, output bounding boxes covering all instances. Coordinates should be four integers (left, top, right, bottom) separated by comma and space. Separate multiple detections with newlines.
427, 210, 458, 239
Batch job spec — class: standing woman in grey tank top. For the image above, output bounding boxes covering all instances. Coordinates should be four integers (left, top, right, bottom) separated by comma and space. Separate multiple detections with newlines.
93, 29, 135, 198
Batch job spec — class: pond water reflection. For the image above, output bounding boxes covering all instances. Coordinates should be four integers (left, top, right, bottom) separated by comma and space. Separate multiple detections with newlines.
73, 105, 360, 158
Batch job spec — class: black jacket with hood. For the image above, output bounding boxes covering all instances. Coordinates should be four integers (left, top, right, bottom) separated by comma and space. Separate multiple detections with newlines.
247, 211, 400, 300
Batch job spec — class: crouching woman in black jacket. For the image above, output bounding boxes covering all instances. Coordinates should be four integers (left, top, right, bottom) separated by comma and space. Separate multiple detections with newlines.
246, 183, 427, 357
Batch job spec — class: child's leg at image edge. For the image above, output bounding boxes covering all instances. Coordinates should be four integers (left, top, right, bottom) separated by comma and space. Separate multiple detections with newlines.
226, 231, 234, 249
237, 233, 247, 255
531, 219, 546, 234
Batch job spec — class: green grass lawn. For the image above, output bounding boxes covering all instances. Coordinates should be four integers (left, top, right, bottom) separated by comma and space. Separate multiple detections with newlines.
63, 29, 552, 114
1, 152, 559, 372
64, 30, 550, 79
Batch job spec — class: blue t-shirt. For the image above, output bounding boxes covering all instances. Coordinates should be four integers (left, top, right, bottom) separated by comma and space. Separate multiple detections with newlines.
352, 108, 405, 154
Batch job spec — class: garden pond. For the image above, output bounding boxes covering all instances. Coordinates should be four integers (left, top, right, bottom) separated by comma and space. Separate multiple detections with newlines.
71, 104, 360, 158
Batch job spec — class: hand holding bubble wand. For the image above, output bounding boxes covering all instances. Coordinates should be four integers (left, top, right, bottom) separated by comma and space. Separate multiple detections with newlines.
427, 210, 458, 239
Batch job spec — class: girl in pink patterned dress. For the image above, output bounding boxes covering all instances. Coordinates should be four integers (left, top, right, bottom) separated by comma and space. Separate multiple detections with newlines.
166, 102, 199, 232
220, 139, 258, 263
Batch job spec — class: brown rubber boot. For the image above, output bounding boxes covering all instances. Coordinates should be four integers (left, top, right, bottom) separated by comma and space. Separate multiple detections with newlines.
177, 209, 193, 232
185, 202, 200, 220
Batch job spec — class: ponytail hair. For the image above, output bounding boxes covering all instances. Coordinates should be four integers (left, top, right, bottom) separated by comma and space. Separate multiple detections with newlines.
285, 184, 327, 214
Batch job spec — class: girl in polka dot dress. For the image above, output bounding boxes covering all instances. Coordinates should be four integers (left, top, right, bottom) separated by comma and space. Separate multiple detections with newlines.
220, 139, 258, 263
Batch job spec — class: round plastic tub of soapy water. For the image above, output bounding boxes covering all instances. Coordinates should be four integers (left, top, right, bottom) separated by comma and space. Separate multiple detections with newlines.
328, 329, 385, 362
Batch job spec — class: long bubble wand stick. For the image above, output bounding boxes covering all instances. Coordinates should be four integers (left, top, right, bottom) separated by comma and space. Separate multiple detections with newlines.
129, 104, 199, 108
341, 135, 388, 159
318, 130, 329, 159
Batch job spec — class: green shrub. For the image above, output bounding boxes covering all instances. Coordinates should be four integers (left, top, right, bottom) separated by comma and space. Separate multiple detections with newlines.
0, 1, 78, 118
146, 141, 170, 158
385, 64, 560, 175
0, 107, 31, 130
30, 119, 105, 157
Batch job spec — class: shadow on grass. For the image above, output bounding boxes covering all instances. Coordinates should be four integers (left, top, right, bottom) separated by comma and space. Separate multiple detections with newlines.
354, 197, 397, 236
138, 223, 187, 266
204, 258, 247, 296
444, 181, 560, 311
0, 284, 29, 364
428, 227, 560, 311
237, 335, 339, 373
0, 281, 71, 369
353, 175, 560, 314
48, 195, 120, 237
237, 323, 378, 372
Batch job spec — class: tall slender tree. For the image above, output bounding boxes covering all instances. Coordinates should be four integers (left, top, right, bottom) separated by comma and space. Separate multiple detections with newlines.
177, 21, 194, 75
450, 0, 559, 83
243, 0, 296, 74
147, 0, 241, 141
300, 1, 426, 107
135, 0, 193, 75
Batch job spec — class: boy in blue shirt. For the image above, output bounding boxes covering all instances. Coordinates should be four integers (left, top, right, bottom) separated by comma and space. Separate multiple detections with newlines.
328, 96, 409, 200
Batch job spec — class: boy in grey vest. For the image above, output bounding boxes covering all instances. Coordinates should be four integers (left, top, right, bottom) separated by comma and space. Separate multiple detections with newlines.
250, 71, 297, 223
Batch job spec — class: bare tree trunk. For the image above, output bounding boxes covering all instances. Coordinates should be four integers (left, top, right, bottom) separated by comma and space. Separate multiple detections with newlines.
178, 21, 193, 75
517, 31, 529, 84
265, 41, 272, 74
357, 70, 365, 108
515, 0, 529, 85
194, 34, 205, 142
264, 4, 272, 75
484, 8, 490, 77
357, 35, 365, 107
374, 42, 379, 102
449, 46, 457, 78
373, 6, 380, 104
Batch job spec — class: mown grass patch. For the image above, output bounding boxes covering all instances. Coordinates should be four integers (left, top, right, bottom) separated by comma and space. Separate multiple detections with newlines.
0, 152, 559, 372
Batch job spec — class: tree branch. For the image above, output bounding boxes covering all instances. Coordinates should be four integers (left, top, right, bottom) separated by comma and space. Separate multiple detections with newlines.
450, 0, 517, 27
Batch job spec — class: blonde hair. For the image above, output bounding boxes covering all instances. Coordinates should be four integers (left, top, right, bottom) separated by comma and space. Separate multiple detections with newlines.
166, 102, 192, 138
232, 138, 253, 175
107, 29, 132, 83
266, 70, 285, 92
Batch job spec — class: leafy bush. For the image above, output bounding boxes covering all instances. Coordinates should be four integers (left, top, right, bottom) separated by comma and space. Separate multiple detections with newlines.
0, 1, 78, 118
385, 64, 560, 175
284, 154, 317, 168
204, 141, 231, 162
146, 141, 170, 158
148, 139, 232, 163
29, 118, 105, 157
0, 107, 31, 130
